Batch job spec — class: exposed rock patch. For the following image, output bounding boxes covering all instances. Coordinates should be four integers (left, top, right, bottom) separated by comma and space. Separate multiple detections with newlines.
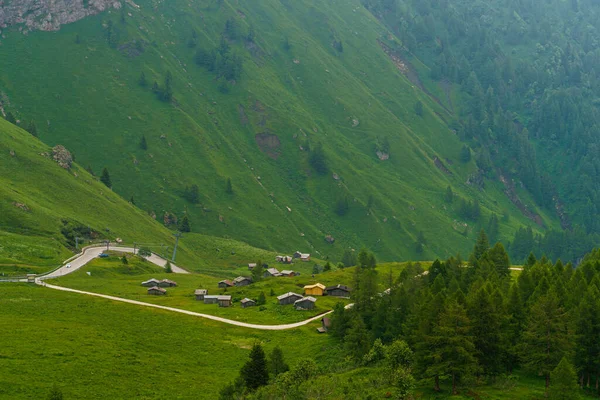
12, 202, 29, 211
52, 145, 72, 169
433, 156, 452, 175
0, 0, 123, 33
255, 133, 281, 159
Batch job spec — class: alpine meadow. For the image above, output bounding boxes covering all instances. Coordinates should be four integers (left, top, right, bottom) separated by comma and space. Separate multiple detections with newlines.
1, 0, 600, 399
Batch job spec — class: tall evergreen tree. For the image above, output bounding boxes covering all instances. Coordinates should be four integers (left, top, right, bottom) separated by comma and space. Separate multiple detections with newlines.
100, 167, 112, 188
474, 229, 490, 260
5, 112, 16, 124
549, 357, 581, 400
574, 288, 600, 388
344, 314, 371, 360
179, 214, 191, 232
425, 300, 478, 395
240, 343, 269, 390
251, 261, 264, 282
139, 135, 147, 150
269, 346, 289, 376
26, 120, 38, 137
225, 178, 233, 194
520, 293, 572, 393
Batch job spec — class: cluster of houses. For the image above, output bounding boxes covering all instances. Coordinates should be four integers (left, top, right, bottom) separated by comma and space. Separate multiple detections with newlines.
218, 275, 253, 288
275, 283, 352, 311
275, 251, 311, 264
142, 278, 178, 295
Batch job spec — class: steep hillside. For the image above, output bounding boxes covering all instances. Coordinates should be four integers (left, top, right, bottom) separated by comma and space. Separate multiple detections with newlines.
0, 0, 559, 261
0, 117, 276, 273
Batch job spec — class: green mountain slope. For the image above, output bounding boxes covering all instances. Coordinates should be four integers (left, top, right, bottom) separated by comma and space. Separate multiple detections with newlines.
0, 0, 559, 261
0, 117, 277, 273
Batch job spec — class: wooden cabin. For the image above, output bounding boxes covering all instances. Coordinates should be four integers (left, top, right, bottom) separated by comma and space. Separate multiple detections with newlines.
218, 280, 234, 288
304, 283, 326, 296
264, 268, 282, 278
141, 278, 160, 287
203, 295, 220, 304
148, 286, 166, 296
233, 276, 253, 287
317, 317, 331, 333
241, 298, 256, 308
218, 295, 232, 307
195, 289, 207, 301
280, 270, 297, 277
294, 296, 316, 310
248, 263, 257, 270
325, 284, 351, 297
277, 292, 303, 305
158, 279, 178, 287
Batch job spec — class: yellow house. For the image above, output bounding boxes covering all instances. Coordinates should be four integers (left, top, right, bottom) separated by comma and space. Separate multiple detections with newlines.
304, 283, 326, 296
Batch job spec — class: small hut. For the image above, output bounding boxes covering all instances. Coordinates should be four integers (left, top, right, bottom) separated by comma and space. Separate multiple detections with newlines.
218, 295, 232, 307
158, 279, 178, 287
264, 268, 282, 278
195, 289, 208, 301
241, 298, 256, 308
294, 296, 316, 310
304, 283, 326, 296
148, 286, 166, 296
233, 276, 253, 287
141, 278, 160, 287
204, 295, 220, 304
277, 292, 303, 305
325, 284, 351, 297
218, 280, 234, 288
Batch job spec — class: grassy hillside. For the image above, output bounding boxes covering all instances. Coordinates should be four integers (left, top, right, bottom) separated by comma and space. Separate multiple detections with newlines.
0, 0, 559, 263
0, 117, 278, 273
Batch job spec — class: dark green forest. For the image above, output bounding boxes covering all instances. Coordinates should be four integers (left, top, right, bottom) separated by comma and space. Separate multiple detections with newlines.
362, 0, 600, 262
221, 236, 600, 399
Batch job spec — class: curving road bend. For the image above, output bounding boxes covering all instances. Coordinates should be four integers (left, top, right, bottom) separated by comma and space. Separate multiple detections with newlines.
40, 245, 189, 280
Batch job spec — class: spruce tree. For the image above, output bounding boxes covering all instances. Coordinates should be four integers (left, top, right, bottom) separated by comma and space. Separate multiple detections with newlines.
520, 293, 572, 392
240, 343, 269, 390
506, 283, 525, 372
165, 261, 173, 273
344, 315, 371, 360
5, 112, 16, 124
226, 178, 233, 194
251, 262, 264, 282
474, 229, 489, 260
26, 120, 38, 137
129, 195, 135, 205
425, 300, 478, 395
269, 346, 289, 376
549, 357, 581, 400
574, 288, 600, 388
100, 167, 112, 188
257, 291, 266, 306
488, 242, 511, 278
445, 185, 454, 203
121, 255, 128, 265
139, 71, 147, 87
140, 135, 148, 150
179, 214, 191, 232
330, 302, 349, 340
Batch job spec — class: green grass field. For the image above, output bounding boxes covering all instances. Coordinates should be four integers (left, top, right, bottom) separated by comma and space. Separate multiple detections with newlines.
0, 283, 339, 399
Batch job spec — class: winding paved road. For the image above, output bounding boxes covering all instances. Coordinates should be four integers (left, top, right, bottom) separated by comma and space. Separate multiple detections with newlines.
40, 245, 189, 280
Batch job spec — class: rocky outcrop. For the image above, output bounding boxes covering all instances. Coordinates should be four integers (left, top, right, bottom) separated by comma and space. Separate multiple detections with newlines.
52, 145, 72, 169
0, 0, 122, 33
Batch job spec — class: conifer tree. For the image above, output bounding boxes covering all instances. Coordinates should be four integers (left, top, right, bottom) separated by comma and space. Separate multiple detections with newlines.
574, 288, 600, 388
506, 283, 525, 372
100, 167, 112, 188
257, 291, 266, 306
179, 214, 191, 232
240, 343, 269, 390
252, 261, 264, 282
488, 242, 511, 278
129, 195, 135, 205
549, 357, 581, 400
121, 255, 128, 265
225, 178, 233, 194
330, 302, 349, 340
344, 314, 371, 360
468, 286, 504, 377
269, 346, 289, 376
520, 293, 572, 392
425, 300, 478, 394
139, 71, 147, 87
26, 120, 38, 137
165, 261, 173, 273
140, 135, 148, 150
5, 111, 16, 124
445, 185, 454, 203
474, 229, 490, 260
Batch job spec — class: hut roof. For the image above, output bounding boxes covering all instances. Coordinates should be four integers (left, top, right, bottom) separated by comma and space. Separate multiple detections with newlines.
241, 298, 256, 304
325, 284, 351, 292
218, 280, 234, 286
234, 276, 252, 283
294, 296, 316, 305
277, 292, 302, 301
204, 295, 220, 300
194, 289, 208, 295
281, 270, 295, 275
303, 283, 326, 290
161, 279, 177, 285
148, 286, 166, 293
217, 295, 232, 301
